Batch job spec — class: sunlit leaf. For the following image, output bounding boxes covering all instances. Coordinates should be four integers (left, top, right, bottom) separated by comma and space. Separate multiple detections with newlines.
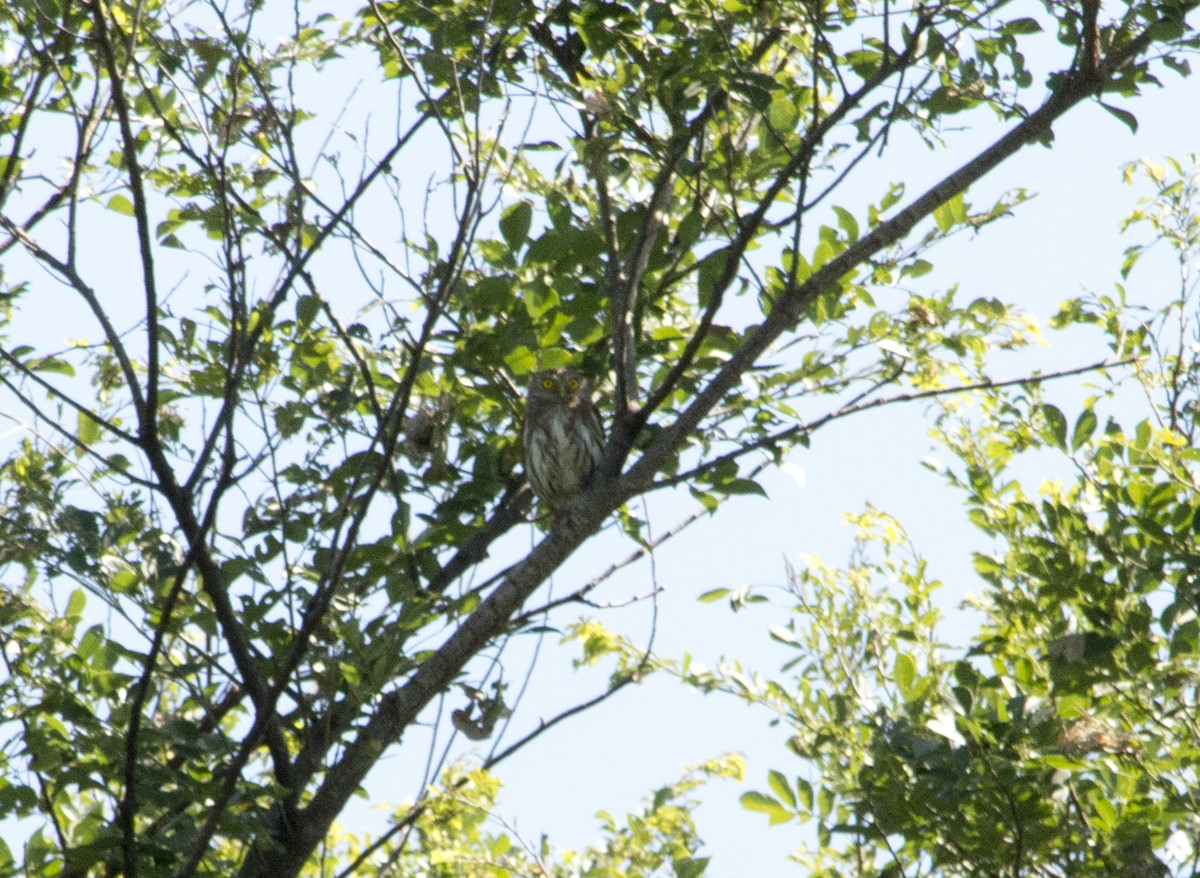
106, 194, 135, 216
740, 791, 793, 824
1040, 404, 1068, 450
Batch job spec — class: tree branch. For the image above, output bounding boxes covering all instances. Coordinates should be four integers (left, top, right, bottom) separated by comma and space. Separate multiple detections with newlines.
633, 13, 932, 432
624, 13, 1173, 494
87, 0, 162, 442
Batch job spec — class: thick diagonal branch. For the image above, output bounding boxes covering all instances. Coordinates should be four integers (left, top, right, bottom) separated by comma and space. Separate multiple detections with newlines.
624, 16, 1176, 491
232, 7, 1192, 874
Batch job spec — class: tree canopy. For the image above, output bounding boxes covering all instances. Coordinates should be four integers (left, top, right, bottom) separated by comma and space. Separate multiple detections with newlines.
0, 0, 1197, 874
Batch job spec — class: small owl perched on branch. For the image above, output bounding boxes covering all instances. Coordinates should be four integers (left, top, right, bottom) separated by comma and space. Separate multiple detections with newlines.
523, 369, 605, 515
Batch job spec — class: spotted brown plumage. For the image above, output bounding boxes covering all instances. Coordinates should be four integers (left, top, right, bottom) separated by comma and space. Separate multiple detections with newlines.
522, 369, 605, 514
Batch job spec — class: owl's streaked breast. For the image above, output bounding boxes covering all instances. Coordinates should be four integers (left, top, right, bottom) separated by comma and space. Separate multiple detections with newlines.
522, 386, 605, 514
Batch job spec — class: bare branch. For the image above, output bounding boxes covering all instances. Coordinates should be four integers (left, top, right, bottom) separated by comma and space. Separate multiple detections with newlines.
87, 2, 162, 442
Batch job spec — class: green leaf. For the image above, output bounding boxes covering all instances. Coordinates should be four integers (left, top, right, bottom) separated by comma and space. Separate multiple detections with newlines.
903, 259, 933, 278
740, 791, 793, 824
339, 661, 361, 686
768, 770, 797, 808
1092, 794, 1119, 830
1100, 103, 1138, 133
674, 856, 710, 878
933, 193, 966, 232
811, 238, 834, 269
1071, 409, 1097, 451
471, 276, 512, 311
31, 357, 75, 376
296, 294, 321, 325
110, 568, 139, 593
1133, 418, 1152, 449
500, 201, 533, 250
697, 248, 731, 309
77, 410, 101, 449
522, 284, 559, 318
894, 653, 916, 696
698, 588, 730, 603
832, 206, 859, 244
66, 588, 86, 618
769, 625, 798, 645
106, 194, 135, 216
845, 49, 882, 78
817, 786, 834, 819
1040, 404, 1068, 450
720, 478, 767, 497
503, 346, 537, 374
674, 210, 703, 252
1000, 17, 1042, 35
76, 624, 104, 661
740, 791, 779, 813
689, 486, 720, 513
795, 777, 813, 811
767, 95, 798, 135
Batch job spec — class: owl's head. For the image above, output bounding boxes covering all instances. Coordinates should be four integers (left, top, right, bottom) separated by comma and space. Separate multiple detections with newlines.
527, 368, 592, 403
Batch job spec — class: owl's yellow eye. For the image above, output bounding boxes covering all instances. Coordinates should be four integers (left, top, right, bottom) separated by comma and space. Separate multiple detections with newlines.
567, 376, 580, 390
542, 377, 556, 390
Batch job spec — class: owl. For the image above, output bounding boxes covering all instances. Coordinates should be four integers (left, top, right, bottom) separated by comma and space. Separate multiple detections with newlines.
523, 369, 606, 514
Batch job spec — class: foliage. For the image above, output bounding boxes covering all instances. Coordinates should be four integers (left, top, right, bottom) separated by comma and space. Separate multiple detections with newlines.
300, 757, 738, 877
0, 0, 1196, 874
645, 158, 1200, 876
